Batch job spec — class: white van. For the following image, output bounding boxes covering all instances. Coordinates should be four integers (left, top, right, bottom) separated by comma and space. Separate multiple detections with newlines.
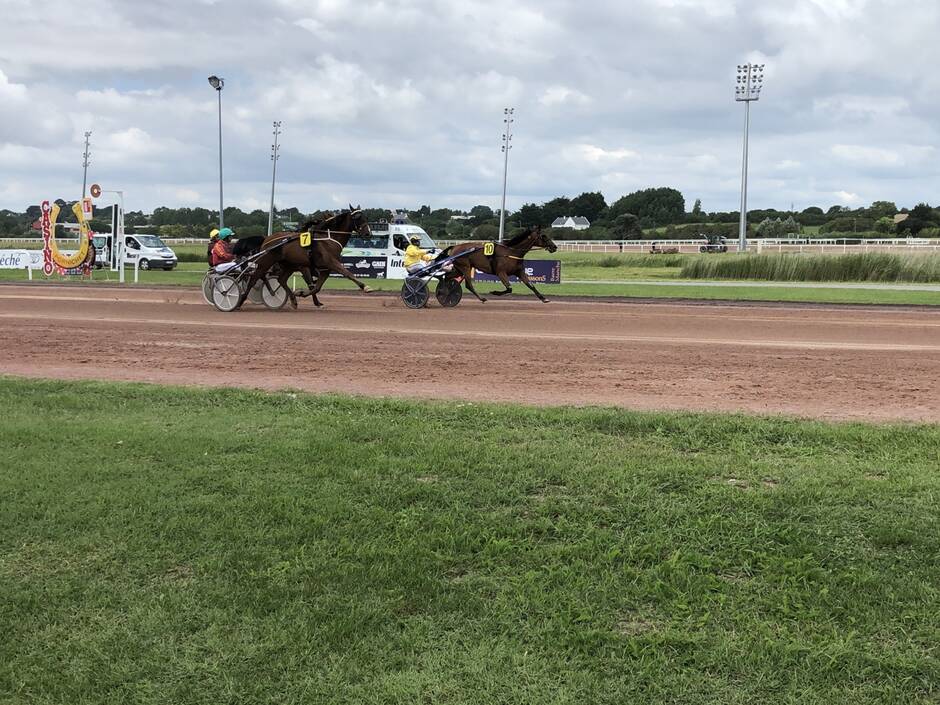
342, 221, 438, 280
123, 234, 178, 270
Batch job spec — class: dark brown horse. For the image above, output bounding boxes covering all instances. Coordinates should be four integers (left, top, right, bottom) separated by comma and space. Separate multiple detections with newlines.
233, 208, 373, 310
445, 226, 557, 303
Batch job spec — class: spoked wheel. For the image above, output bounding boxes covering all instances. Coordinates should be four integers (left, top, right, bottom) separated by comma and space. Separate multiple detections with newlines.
435, 278, 462, 308
201, 272, 215, 305
211, 275, 243, 312
261, 276, 289, 309
401, 277, 429, 309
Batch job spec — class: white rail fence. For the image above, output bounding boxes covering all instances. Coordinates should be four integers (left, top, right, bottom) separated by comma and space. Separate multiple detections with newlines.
4, 237, 940, 255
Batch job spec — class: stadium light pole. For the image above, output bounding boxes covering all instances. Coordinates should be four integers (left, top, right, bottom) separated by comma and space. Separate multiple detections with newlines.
267, 121, 282, 238
735, 63, 764, 252
208, 75, 225, 228
498, 107, 514, 243
81, 131, 92, 199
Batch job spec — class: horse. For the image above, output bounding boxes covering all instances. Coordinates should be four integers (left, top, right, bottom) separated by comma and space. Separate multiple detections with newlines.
231, 207, 373, 310
443, 226, 558, 303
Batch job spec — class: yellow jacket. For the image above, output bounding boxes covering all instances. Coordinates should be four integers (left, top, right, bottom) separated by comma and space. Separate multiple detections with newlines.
404, 244, 433, 267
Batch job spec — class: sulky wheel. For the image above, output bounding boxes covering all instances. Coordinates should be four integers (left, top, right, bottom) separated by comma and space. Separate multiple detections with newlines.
201, 271, 216, 305
247, 279, 265, 305
401, 277, 429, 309
435, 278, 463, 308
211, 275, 243, 312
261, 276, 289, 309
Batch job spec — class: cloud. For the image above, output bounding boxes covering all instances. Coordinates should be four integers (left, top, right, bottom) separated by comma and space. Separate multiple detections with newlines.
0, 0, 939, 213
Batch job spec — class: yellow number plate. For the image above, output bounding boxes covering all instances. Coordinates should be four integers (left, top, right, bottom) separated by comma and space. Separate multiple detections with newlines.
300, 232, 311, 247
483, 242, 495, 256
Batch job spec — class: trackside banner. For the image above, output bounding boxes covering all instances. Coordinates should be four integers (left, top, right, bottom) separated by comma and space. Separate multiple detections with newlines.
0, 250, 33, 269
473, 259, 561, 284
338, 256, 387, 278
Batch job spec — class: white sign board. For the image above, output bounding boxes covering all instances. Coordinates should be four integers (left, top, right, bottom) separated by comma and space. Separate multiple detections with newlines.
0, 250, 34, 269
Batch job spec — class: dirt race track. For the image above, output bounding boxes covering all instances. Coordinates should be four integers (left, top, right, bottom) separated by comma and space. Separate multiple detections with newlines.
3, 283, 940, 423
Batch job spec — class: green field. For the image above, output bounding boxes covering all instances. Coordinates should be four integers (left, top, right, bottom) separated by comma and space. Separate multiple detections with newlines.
2, 378, 939, 704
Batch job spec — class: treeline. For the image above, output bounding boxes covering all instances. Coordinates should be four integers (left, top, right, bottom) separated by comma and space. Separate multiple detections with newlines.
3, 190, 940, 240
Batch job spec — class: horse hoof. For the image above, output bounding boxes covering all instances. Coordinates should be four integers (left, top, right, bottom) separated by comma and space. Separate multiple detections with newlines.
480, 298, 487, 303
541, 298, 550, 304
362, 286, 373, 293
289, 299, 298, 310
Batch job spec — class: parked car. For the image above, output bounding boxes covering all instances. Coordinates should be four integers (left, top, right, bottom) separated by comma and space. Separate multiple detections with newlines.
123, 234, 178, 270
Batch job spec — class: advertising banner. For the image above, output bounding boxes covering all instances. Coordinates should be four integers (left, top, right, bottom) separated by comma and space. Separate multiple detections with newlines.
0, 250, 33, 269
338, 256, 387, 278
473, 259, 561, 284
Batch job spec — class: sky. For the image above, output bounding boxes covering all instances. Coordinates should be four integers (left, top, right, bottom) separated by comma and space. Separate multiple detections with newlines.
0, 0, 938, 215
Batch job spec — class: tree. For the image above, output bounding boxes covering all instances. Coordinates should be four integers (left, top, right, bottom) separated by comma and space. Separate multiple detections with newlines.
472, 223, 499, 240
610, 213, 642, 240
691, 199, 703, 218
873, 217, 895, 234
608, 187, 685, 227
867, 201, 897, 219
541, 197, 572, 226
514, 203, 543, 227
568, 191, 607, 223
469, 204, 494, 225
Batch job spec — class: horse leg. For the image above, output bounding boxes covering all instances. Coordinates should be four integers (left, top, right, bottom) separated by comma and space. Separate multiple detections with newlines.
277, 268, 299, 309
309, 268, 327, 307
518, 269, 549, 303
461, 270, 487, 303
489, 269, 514, 297
321, 255, 373, 293
300, 268, 321, 306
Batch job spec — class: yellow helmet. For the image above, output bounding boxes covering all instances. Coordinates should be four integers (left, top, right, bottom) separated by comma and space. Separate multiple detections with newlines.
209, 228, 220, 239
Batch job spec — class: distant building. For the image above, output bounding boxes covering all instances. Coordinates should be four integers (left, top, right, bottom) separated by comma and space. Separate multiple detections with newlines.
550, 216, 590, 231
449, 214, 472, 221
893, 213, 910, 225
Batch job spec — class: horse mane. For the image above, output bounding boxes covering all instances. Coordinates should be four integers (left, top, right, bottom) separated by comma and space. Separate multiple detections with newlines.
298, 208, 356, 233
503, 227, 536, 247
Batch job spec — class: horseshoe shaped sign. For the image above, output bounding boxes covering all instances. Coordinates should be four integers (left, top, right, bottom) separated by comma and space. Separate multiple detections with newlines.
40, 199, 92, 276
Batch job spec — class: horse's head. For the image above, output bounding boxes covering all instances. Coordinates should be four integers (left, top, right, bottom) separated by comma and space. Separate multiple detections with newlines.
347, 204, 371, 237
534, 226, 557, 253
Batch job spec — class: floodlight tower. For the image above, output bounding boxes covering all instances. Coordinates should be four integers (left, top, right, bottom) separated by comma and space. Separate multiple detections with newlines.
735, 63, 764, 252
267, 121, 282, 237
208, 75, 225, 228
81, 131, 92, 199
498, 108, 514, 243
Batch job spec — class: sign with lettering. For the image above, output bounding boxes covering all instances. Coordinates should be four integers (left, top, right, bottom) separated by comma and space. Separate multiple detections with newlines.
473, 259, 561, 284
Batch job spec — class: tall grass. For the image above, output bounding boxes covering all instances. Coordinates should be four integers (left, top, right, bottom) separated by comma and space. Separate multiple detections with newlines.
681, 252, 940, 283
569, 253, 687, 268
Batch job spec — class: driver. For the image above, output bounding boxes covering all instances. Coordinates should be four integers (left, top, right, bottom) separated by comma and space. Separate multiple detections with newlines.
206, 228, 220, 267
403, 234, 434, 274
211, 227, 236, 268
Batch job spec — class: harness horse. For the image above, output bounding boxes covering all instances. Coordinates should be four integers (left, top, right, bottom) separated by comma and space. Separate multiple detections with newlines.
444, 226, 558, 303
212, 208, 373, 312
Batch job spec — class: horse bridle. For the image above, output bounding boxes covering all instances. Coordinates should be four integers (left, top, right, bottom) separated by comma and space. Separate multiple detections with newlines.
497, 230, 549, 260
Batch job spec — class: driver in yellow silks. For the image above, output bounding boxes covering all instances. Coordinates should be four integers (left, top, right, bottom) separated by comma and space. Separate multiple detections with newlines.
403, 234, 434, 274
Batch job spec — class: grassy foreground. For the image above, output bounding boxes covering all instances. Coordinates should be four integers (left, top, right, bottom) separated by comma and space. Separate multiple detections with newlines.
2, 379, 939, 704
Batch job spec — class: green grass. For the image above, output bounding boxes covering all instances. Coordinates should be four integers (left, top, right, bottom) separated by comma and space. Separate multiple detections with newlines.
1, 379, 939, 703
681, 253, 940, 284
